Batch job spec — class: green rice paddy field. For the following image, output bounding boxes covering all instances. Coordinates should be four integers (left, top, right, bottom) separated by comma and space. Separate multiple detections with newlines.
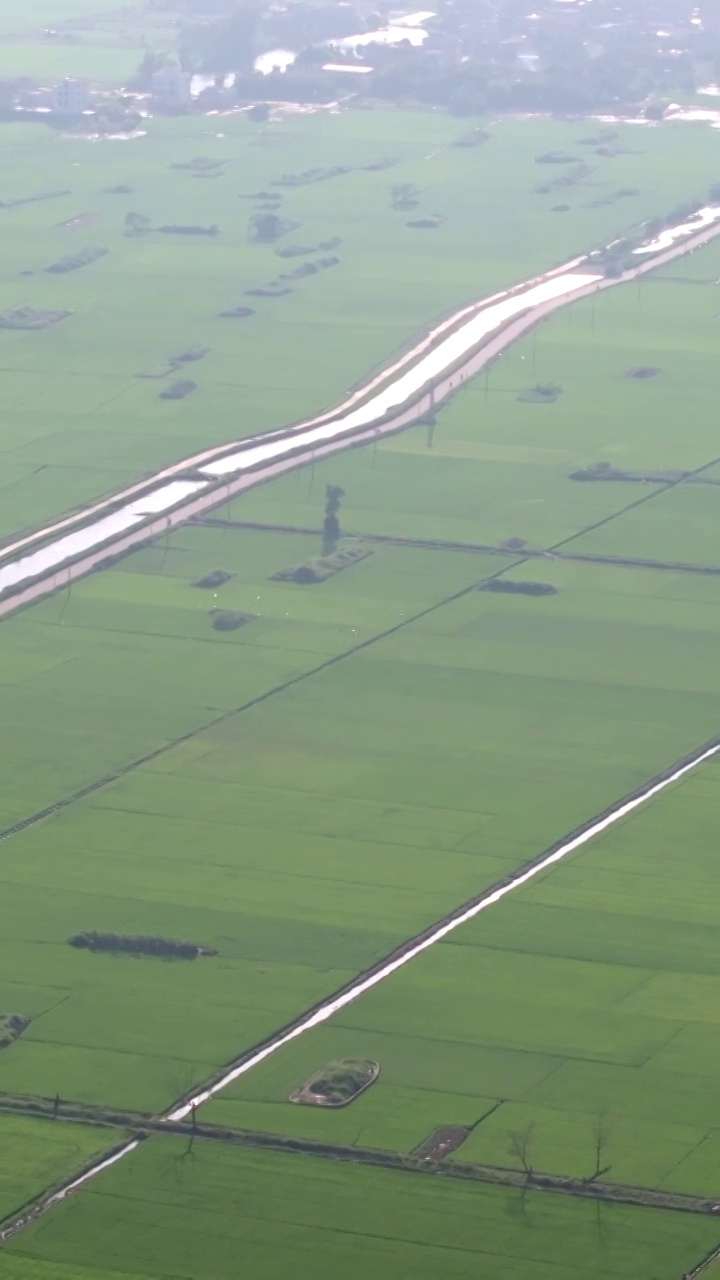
0, 1114, 115, 1223
4, 105, 720, 1278
0, 109, 719, 539
5, 1140, 720, 1280
204, 762, 720, 1194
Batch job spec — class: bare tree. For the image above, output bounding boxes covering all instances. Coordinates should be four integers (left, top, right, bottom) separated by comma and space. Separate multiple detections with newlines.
588, 1111, 612, 1183
507, 1123, 535, 1182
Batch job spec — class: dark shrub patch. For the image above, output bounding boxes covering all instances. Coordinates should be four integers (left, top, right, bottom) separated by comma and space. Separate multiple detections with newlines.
193, 569, 233, 589
481, 580, 557, 595
210, 609, 255, 631
518, 382, 562, 404
160, 379, 197, 400
69, 932, 218, 959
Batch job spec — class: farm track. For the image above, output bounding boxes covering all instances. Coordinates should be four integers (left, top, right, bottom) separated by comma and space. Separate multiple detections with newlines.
4, 217, 720, 1268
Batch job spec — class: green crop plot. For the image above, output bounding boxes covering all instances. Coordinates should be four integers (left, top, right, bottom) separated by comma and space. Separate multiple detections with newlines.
205, 761, 720, 1199
0, 1114, 117, 1225
0, 111, 719, 538
4, 1138, 719, 1280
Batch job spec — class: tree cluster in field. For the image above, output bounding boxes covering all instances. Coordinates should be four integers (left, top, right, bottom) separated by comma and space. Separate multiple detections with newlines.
570, 461, 687, 484
159, 379, 197, 400
481, 580, 557, 596
247, 212, 299, 244
209, 609, 255, 631
517, 383, 562, 404
244, 239, 341, 299
69, 931, 218, 959
272, 546, 371, 585
44, 246, 109, 275
194, 569, 233, 589
0, 307, 70, 330
0, 1013, 28, 1049
275, 237, 342, 259
170, 156, 228, 176
0, 188, 70, 209
124, 212, 219, 239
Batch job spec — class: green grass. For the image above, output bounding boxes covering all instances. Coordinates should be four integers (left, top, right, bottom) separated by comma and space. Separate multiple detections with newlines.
4, 1138, 719, 1280
0, 1113, 117, 1224
1, 112, 720, 537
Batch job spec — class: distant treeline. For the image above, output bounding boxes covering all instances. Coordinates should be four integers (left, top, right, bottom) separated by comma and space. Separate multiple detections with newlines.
69, 931, 218, 960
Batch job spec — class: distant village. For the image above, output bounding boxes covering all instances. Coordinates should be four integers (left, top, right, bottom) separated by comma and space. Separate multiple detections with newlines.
0, 0, 719, 129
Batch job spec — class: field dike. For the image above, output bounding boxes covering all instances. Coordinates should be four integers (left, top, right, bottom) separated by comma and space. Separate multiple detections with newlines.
3, 734, 720, 1259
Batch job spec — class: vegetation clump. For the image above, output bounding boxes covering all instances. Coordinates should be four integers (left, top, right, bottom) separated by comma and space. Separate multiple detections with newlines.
453, 128, 490, 148
170, 157, 227, 173
0, 307, 70, 329
535, 151, 577, 164
0, 189, 70, 208
518, 383, 562, 404
0, 1014, 28, 1049
170, 346, 210, 365
160, 379, 197, 400
245, 282, 292, 298
274, 165, 349, 187
248, 212, 299, 243
209, 609, 255, 631
272, 546, 371, 584
481, 580, 558, 596
290, 1059, 379, 1107
276, 236, 341, 258
157, 223, 219, 236
45, 246, 108, 274
69, 932, 217, 959
193, 569, 233, 589
570, 460, 688, 483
